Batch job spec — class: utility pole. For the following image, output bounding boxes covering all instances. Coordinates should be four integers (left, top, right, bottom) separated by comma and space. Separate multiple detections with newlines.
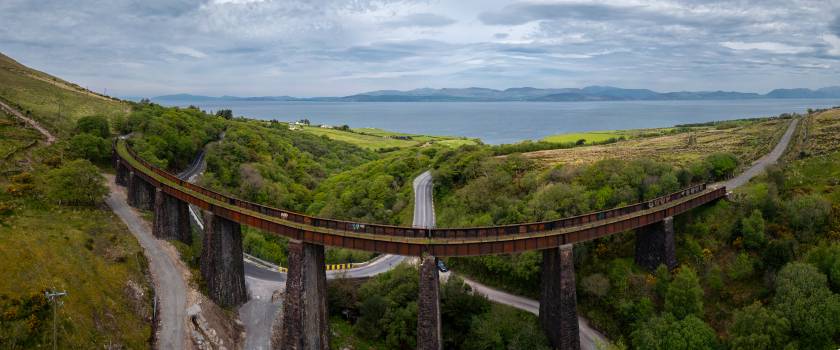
45, 289, 67, 350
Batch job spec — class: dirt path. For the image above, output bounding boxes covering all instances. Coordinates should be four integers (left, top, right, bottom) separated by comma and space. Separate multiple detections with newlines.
0, 99, 56, 144
105, 175, 188, 349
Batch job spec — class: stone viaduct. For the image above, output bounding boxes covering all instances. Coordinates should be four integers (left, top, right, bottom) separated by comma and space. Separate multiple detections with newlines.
113, 139, 726, 350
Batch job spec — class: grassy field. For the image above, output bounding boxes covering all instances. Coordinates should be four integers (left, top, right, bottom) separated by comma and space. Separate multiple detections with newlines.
541, 126, 693, 144
523, 118, 790, 168
0, 196, 153, 348
803, 108, 840, 156
0, 52, 129, 135
300, 125, 478, 150
0, 86, 152, 348
543, 131, 627, 144
0, 111, 41, 162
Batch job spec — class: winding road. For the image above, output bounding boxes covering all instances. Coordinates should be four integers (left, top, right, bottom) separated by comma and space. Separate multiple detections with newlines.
721, 118, 798, 190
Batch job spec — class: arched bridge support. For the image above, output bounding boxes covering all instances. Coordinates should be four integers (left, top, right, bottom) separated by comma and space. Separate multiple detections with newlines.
635, 216, 677, 271
152, 188, 192, 244
540, 244, 580, 350
276, 240, 329, 350
417, 255, 442, 350
127, 171, 154, 211
200, 211, 247, 307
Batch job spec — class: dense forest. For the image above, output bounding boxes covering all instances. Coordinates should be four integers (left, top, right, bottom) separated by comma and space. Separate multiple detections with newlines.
120, 103, 226, 170
329, 265, 551, 350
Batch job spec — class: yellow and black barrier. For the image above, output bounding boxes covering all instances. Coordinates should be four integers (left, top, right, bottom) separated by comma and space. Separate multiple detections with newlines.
275, 263, 361, 273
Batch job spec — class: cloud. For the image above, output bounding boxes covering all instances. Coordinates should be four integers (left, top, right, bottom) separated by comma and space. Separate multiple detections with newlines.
1, 0, 839, 96
383, 13, 456, 27
721, 41, 813, 54
831, 14, 840, 36
823, 34, 840, 56
128, 0, 203, 17
479, 2, 641, 25
166, 46, 208, 59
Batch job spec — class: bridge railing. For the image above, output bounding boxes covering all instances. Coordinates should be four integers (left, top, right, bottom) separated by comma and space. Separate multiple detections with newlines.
117, 139, 715, 240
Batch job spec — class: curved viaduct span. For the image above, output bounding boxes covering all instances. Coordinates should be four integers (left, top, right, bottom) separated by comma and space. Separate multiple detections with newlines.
113, 138, 726, 350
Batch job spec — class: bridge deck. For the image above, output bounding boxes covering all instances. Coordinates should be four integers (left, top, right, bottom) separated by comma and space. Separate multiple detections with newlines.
115, 139, 726, 256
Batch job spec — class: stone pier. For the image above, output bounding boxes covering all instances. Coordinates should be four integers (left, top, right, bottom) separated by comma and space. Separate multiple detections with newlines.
152, 188, 192, 244
115, 159, 128, 186
276, 240, 329, 350
127, 171, 154, 211
200, 212, 247, 307
540, 244, 580, 350
635, 216, 677, 271
417, 255, 442, 350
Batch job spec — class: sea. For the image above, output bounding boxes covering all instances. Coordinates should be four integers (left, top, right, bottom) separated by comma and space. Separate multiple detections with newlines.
155, 99, 839, 145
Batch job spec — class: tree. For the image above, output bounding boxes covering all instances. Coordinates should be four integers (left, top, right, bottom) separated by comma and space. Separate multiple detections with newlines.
665, 266, 703, 319
728, 253, 754, 281
440, 275, 490, 348
806, 243, 840, 291
729, 302, 790, 350
355, 264, 419, 348
526, 183, 591, 220
75, 115, 109, 138
215, 109, 233, 120
741, 209, 766, 249
41, 159, 108, 205
630, 314, 717, 350
705, 153, 738, 180
784, 194, 831, 242
68, 133, 110, 162
772, 262, 840, 349
462, 306, 550, 350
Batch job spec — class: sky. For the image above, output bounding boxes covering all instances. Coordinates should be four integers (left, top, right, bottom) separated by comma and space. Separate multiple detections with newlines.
2, 0, 840, 97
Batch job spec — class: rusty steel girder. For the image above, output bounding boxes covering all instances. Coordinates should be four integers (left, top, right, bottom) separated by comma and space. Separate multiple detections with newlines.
116, 139, 726, 256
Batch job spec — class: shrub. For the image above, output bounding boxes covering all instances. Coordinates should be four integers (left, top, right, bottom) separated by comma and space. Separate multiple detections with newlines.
705, 153, 738, 180
0, 292, 52, 348
805, 243, 840, 292
741, 210, 766, 249
772, 262, 840, 349
40, 159, 108, 205
75, 115, 110, 138
68, 133, 110, 162
581, 273, 610, 297
665, 266, 703, 319
630, 314, 717, 350
784, 194, 831, 242
728, 253, 755, 281
729, 302, 790, 350
462, 306, 550, 350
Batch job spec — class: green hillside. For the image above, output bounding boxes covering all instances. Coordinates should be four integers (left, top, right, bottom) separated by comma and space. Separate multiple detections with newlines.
0, 52, 129, 136
0, 52, 152, 347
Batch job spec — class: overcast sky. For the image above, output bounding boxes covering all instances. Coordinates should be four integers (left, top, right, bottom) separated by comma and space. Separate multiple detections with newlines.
2, 0, 840, 97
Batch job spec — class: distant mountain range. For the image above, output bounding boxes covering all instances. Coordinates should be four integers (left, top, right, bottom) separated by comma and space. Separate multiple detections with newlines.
151, 86, 840, 103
